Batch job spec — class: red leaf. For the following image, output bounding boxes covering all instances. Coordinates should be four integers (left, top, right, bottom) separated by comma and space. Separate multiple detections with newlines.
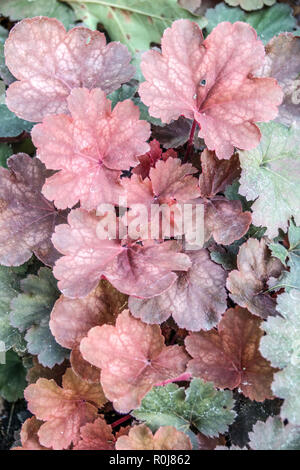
133, 139, 177, 179
5, 17, 134, 122
186, 307, 277, 401
139, 20, 283, 159
24, 368, 106, 450
32, 88, 150, 210
74, 417, 116, 450
80, 310, 189, 413
0, 153, 67, 267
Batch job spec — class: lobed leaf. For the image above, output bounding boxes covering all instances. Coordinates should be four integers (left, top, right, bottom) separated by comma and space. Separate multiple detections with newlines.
32, 88, 150, 210
116, 424, 192, 450
186, 307, 277, 401
80, 310, 189, 413
52, 208, 191, 298
132, 378, 236, 439
238, 122, 300, 238
227, 238, 283, 318
129, 249, 227, 331
139, 19, 282, 159
0, 350, 27, 402
249, 417, 300, 450
5, 16, 134, 122
24, 367, 106, 449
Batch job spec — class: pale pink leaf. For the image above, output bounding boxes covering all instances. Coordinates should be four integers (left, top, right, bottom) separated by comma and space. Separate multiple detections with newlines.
80, 310, 189, 413
52, 208, 191, 298
74, 417, 116, 450
32, 88, 150, 210
139, 20, 283, 159
5, 17, 134, 122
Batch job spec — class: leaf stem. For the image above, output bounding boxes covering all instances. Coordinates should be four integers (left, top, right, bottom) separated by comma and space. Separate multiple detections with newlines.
183, 119, 197, 163
111, 414, 132, 429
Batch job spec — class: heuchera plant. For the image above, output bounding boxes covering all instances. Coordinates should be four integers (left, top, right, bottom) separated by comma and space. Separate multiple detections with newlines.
0, 0, 299, 451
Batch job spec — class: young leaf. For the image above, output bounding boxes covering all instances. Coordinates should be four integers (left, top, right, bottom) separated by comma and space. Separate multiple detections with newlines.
80, 310, 189, 413
199, 150, 251, 245
0, 350, 27, 402
12, 417, 49, 450
67, 0, 207, 55
260, 290, 300, 425
238, 122, 300, 238
0, 153, 67, 267
10, 268, 68, 368
249, 417, 300, 450
139, 19, 282, 159
0, 265, 26, 352
32, 88, 150, 210
185, 307, 277, 401
132, 378, 236, 439
133, 140, 177, 180
116, 424, 192, 450
0, 0, 76, 29
227, 238, 283, 318
129, 249, 227, 331
259, 34, 300, 127
224, 0, 276, 11
5, 17, 134, 122
24, 368, 106, 449
73, 417, 117, 450
52, 208, 191, 298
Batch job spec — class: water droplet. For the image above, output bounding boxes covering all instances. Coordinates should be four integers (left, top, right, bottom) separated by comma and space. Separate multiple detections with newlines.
200, 79, 206, 86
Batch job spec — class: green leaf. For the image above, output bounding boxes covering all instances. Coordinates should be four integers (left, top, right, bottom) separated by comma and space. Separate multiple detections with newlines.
205, 3, 296, 44
269, 243, 289, 265
10, 268, 69, 368
246, 3, 296, 44
288, 220, 300, 256
66, 0, 207, 54
108, 82, 163, 125
0, 104, 34, 138
0, 25, 15, 85
205, 3, 245, 33
0, 350, 27, 402
0, 0, 76, 29
0, 265, 27, 353
238, 122, 300, 239
0, 143, 13, 168
224, 0, 276, 12
249, 417, 300, 450
132, 378, 236, 442
260, 290, 300, 425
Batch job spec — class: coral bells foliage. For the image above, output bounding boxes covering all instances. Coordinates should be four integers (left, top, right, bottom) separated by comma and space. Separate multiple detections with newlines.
5, 17, 134, 122
139, 20, 283, 159
32, 88, 150, 209
2, 9, 298, 451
